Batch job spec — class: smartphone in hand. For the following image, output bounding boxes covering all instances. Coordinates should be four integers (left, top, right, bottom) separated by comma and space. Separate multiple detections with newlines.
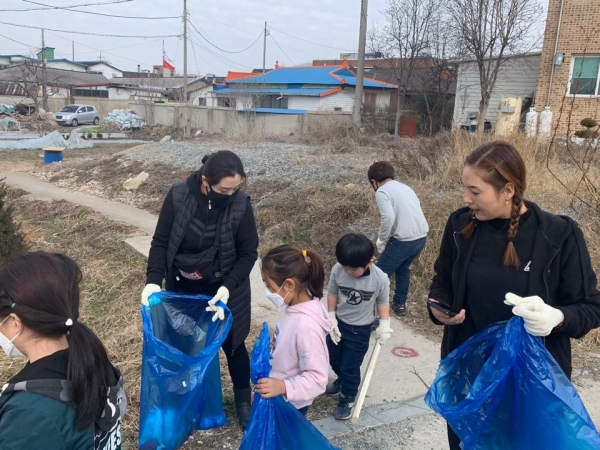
427, 299, 460, 317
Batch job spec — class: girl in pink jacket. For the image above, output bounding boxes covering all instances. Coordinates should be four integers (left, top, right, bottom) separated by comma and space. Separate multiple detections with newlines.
255, 245, 334, 416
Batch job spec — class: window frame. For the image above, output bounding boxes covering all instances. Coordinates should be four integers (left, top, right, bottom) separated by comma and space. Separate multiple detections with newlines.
567, 55, 600, 97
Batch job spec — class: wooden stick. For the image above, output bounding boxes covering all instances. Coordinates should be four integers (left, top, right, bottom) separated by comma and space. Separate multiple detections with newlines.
351, 340, 382, 423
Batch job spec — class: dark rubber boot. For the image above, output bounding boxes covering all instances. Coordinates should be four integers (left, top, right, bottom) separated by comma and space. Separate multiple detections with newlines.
234, 387, 252, 431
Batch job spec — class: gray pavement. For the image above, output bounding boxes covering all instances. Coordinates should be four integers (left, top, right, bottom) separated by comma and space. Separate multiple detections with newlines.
4, 172, 600, 449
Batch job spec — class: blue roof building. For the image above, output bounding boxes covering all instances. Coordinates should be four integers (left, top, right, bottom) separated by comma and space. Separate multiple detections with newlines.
194, 60, 398, 114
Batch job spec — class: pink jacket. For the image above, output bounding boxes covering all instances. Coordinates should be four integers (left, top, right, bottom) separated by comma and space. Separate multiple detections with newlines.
270, 298, 334, 409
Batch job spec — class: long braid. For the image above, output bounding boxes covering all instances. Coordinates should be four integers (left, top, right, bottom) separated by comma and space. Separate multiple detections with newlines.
502, 196, 522, 268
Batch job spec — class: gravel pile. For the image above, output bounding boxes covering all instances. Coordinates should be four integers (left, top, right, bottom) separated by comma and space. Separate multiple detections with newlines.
125, 141, 381, 186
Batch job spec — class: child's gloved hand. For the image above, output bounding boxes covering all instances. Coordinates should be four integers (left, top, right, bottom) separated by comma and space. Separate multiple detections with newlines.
141, 283, 161, 306
206, 286, 229, 322
504, 292, 564, 336
328, 311, 342, 345
375, 318, 393, 344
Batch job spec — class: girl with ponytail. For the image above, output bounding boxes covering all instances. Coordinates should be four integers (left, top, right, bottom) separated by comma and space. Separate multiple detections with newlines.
256, 245, 334, 416
428, 141, 600, 450
0, 252, 126, 450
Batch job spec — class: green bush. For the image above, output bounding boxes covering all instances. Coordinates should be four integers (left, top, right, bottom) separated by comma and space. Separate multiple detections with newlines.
574, 129, 599, 139
87, 132, 93, 139
96, 133, 103, 139
0, 181, 27, 262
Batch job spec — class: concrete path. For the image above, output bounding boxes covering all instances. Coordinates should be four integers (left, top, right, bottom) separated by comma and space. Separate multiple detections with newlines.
5, 172, 600, 448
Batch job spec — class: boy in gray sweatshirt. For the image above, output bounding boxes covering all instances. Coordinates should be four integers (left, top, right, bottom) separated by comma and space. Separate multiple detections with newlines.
326, 233, 392, 420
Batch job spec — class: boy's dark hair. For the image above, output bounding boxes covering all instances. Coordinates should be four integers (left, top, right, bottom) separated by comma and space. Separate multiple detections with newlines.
199, 150, 246, 186
336, 233, 374, 268
367, 161, 395, 183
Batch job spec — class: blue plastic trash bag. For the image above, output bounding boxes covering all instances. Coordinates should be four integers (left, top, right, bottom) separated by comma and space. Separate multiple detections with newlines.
240, 322, 341, 450
425, 317, 600, 450
139, 291, 232, 450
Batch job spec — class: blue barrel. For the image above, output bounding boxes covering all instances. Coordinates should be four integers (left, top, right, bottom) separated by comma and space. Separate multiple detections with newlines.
43, 147, 64, 164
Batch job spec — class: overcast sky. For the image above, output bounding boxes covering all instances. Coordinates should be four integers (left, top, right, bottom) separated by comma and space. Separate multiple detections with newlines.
0, 0, 547, 76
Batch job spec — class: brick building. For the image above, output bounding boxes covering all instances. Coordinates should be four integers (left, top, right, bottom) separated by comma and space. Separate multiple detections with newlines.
535, 0, 600, 135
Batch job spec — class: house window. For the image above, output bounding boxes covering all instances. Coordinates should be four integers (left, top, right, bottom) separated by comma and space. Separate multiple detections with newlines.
197, 97, 206, 106
217, 97, 233, 108
569, 56, 600, 96
259, 95, 288, 109
71, 88, 108, 98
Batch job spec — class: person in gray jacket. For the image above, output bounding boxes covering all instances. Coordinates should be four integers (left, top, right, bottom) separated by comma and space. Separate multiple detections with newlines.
368, 161, 429, 317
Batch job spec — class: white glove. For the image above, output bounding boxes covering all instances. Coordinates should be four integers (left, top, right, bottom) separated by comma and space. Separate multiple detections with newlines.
504, 292, 565, 337
141, 283, 161, 306
328, 311, 342, 345
206, 286, 229, 322
375, 318, 393, 345
376, 238, 386, 254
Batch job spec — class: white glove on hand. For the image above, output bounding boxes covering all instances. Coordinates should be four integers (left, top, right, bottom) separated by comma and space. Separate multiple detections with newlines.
206, 286, 230, 322
504, 292, 565, 337
375, 318, 393, 345
141, 283, 161, 306
328, 311, 342, 345
376, 238, 386, 254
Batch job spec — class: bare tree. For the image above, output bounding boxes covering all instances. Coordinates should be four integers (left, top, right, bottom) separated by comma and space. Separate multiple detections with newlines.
3, 62, 65, 113
446, 0, 543, 133
369, 0, 442, 136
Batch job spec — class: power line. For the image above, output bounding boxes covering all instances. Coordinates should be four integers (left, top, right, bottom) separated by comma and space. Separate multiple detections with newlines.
187, 35, 254, 70
269, 26, 353, 52
269, 34, 295, 66
19, 0, 180, 19
0, 20, 180, 39
188, 20, 263, 54
187, 9, 256, 37
0, 32, 38, 50
73, 38, 165, 56
1, 0, 132, 12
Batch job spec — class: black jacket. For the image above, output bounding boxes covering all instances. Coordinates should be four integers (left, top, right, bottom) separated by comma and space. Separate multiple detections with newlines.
429, 201, 600, 378
146, 173, 259, 349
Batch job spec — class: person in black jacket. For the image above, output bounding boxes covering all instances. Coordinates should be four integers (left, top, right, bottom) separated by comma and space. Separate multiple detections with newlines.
141, 150, 259, 430
428, 141, 600, 450
0, 252, 126, 450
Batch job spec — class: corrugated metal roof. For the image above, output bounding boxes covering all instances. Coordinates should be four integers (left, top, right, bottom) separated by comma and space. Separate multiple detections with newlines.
227, 66, 396, 89
240, 108, 307, 114
214, 87, 331, 96
0, 65, 109, 86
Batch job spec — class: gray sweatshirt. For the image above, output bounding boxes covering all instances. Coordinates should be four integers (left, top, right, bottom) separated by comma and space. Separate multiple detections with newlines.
375, 179, 429, 242
328, 263, 390, 326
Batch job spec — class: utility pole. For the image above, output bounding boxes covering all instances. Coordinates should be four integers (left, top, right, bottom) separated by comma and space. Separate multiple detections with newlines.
41, 28, 48, 111
72, 41, 74, 61
352, 0, 368, 125
262, 22, 267, 74
183, 0, 188, 104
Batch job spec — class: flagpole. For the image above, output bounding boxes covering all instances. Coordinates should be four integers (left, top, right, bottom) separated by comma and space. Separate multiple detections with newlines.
183, 0, 188, 104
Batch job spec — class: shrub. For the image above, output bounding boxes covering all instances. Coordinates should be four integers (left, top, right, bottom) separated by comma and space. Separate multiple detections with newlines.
574, 129, 598, 139
87, 132, 93, 139
0, 181, 27, 262
96, 133, 103, 139
580, 118, 598, 128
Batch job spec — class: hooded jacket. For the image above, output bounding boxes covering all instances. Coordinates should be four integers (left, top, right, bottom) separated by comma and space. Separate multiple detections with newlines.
270, 299, 334, 409
429, 201, 600, 378
0, 351, 126, 450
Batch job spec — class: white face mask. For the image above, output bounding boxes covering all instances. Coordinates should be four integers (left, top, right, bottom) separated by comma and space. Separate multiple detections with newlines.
265, 284, 289, 309
0, 316, 26, 359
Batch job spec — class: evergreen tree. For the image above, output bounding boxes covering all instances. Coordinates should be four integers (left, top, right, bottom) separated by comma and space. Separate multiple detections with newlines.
0, 180, 27, 262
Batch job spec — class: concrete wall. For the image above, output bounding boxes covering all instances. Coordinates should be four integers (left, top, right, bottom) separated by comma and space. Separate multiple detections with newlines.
453, 54, 541, 127
131, 102, 353, 136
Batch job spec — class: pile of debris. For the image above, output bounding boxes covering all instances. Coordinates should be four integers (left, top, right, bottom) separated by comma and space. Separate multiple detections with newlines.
0, 117, 20, 131
103, 109, 146, 129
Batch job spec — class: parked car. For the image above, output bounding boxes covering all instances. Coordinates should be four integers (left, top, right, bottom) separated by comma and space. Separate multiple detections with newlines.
54, 104, 99, 127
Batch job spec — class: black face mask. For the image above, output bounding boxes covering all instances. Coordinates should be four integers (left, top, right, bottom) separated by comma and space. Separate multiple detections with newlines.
207, 186, 237, 209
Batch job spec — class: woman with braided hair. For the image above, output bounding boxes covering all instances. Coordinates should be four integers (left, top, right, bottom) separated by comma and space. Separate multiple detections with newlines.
427, 141, 600, 449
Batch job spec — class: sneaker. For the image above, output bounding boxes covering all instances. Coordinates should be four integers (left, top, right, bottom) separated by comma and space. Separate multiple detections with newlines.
325, 378, 342, 396
333, 395, 354, 420
392, 303, 407, 317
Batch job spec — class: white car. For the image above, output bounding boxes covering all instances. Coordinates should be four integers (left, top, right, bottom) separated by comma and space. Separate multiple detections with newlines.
54, 104, 100, 127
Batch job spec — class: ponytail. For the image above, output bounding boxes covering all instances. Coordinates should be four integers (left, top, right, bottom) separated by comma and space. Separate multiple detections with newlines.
261, 245, 325, 299
67, 321, 115, 430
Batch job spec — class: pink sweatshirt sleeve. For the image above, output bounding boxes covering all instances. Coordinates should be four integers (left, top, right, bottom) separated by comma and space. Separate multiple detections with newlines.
283, 327, 329, 403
